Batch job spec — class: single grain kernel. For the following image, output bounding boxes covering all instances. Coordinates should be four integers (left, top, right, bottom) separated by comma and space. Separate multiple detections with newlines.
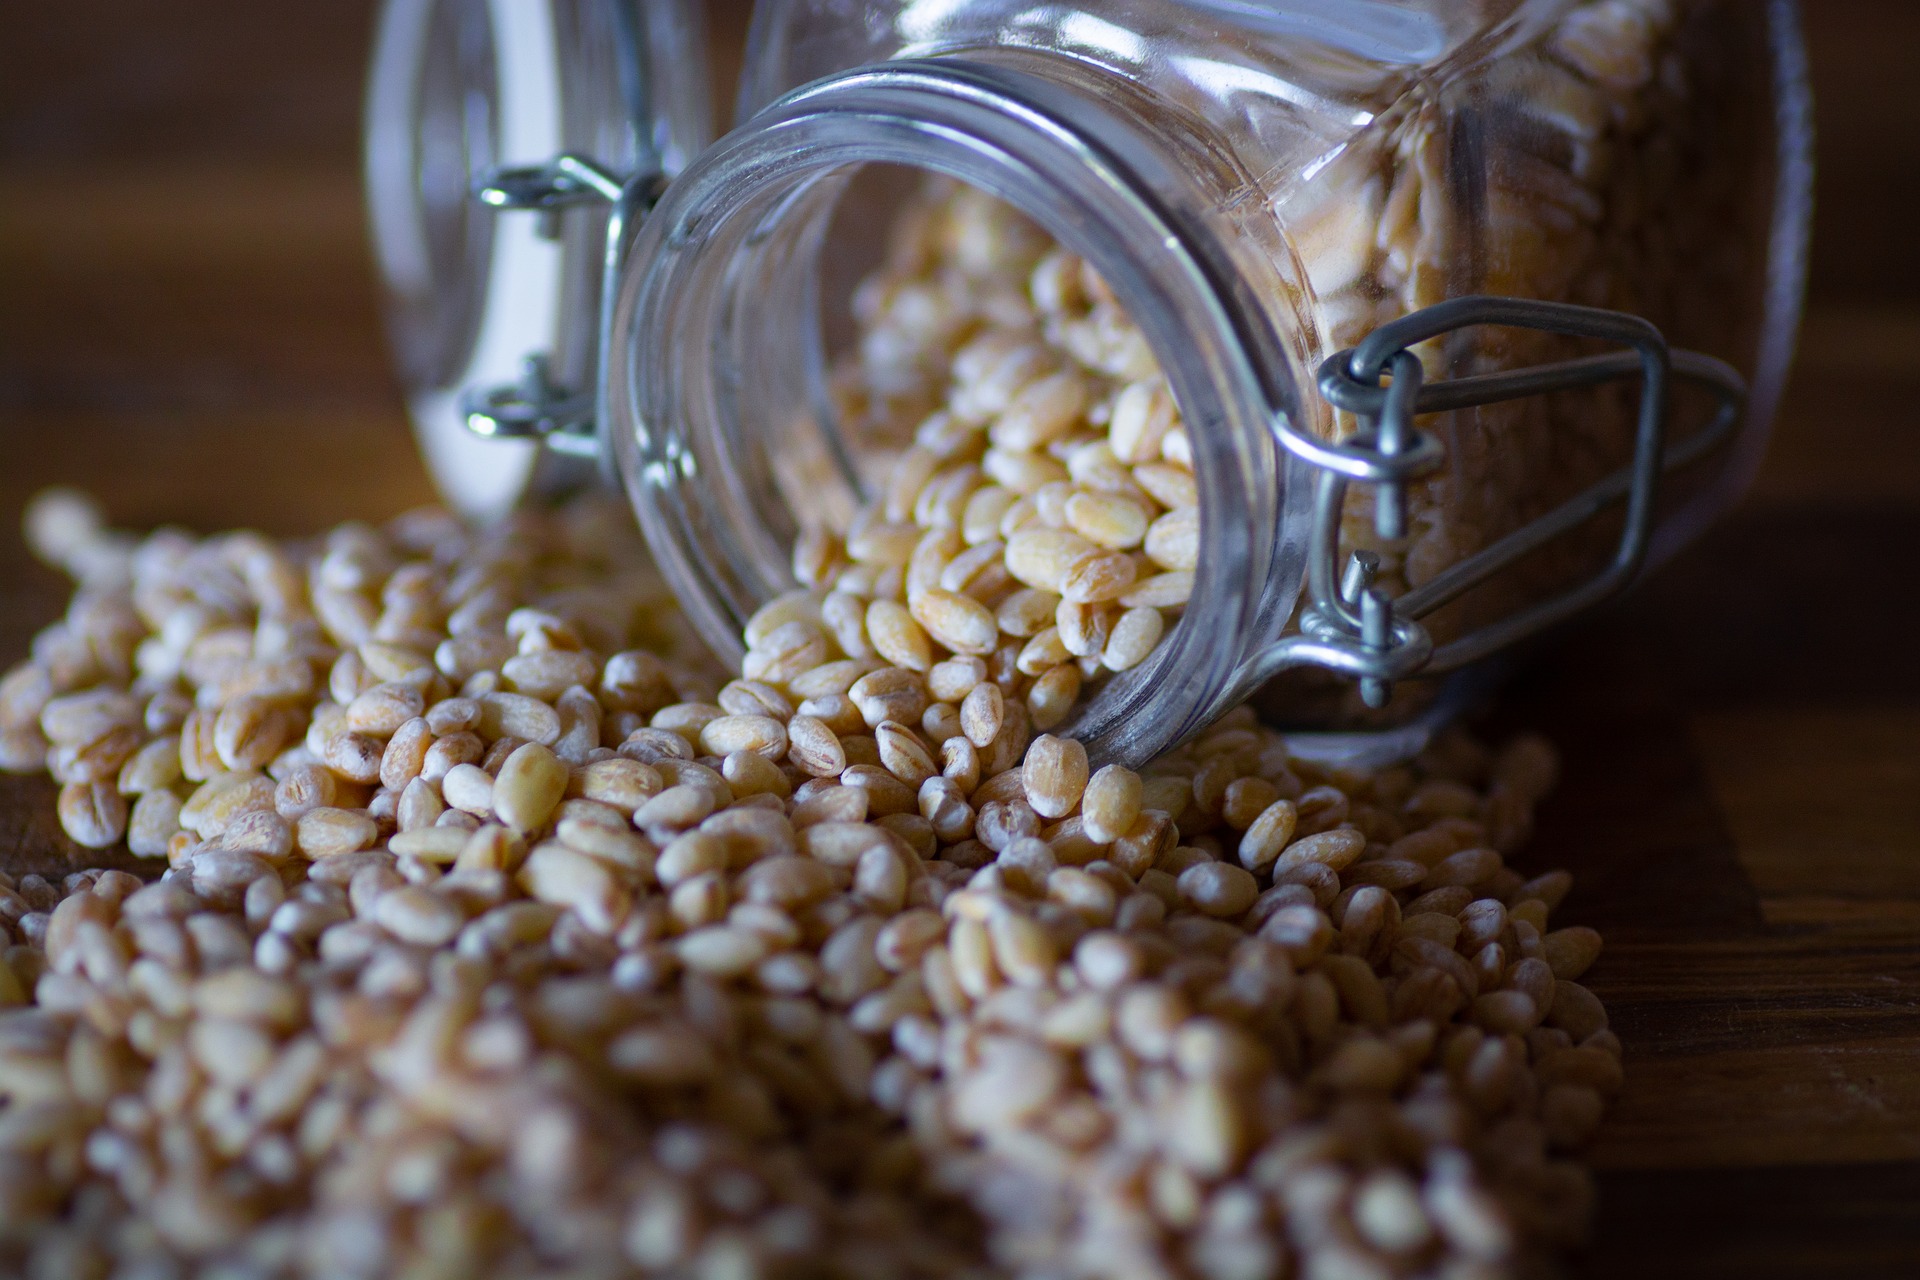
1178, 861, 1259, 917
909, 589, 998, 655
700, 714, 788, 761
1080, 765, 1142, 844
1022, 734, 1089, 820
865, 600, 933, 673
1144, 507, 1199, 571
57, 781, 127, 849
1004, 528, 1099, 594
1065, 490, 1149, 550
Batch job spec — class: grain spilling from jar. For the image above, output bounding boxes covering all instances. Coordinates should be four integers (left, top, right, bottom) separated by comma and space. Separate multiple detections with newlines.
0, 488, 1614, 1279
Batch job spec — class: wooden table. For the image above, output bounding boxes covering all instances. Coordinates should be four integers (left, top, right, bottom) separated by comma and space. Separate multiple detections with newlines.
3, 4, 1918, 1276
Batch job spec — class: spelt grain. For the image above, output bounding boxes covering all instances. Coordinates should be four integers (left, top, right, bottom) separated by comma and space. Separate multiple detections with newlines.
1542, 926, 1603, 980
56, 782, 126, 849
1178, 862, 1259, 918
439, 763, 494, 817
1079, 764, 1141, 844
1022, 734, 1089, 820
1025, 663, 1081, 730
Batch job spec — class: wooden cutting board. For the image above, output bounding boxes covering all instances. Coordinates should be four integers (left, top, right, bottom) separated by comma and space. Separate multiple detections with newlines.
2, 2, 1918, 1275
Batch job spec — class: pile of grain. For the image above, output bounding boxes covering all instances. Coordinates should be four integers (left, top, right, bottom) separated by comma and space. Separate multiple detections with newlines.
0, 489, 1615, 1280
0, 55, 1649, 1267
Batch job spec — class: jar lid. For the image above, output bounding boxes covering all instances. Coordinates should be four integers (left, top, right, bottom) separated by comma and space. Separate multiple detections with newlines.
364, 0, 709, 521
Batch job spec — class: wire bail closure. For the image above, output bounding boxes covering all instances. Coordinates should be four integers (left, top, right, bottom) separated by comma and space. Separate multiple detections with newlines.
459, 154, 667, 457
451, 0, 673, 465
1241, 295, 1747, 709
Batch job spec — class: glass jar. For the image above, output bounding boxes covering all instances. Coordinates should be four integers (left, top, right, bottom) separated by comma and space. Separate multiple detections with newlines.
363, 0, 711, 521
621, 0, 1809, 765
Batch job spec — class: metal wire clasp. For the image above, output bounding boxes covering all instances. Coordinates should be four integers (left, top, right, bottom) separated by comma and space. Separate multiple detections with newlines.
459, 154, 667, 456
1237, 295, 1747, 708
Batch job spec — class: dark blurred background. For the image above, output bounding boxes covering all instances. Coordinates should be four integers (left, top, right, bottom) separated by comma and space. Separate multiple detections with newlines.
2, 2, 1917, 549
2, 0, 1915, 708
2, 5, 1920, 1276
1, 2, 1916, 533
0, 1, 744, 550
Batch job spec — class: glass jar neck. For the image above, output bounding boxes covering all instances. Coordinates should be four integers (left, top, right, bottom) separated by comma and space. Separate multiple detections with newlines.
606, 54, 1318, 763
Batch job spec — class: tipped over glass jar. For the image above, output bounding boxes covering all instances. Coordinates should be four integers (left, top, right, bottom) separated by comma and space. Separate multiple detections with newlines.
371, 0, 1812, 767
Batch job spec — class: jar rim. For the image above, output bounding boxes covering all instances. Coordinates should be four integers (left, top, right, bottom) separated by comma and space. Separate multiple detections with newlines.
606, 55, 1318, 764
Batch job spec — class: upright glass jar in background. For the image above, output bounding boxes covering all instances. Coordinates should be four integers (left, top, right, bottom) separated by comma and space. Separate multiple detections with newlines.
364, 0, 711, 521
605, 0, 1810, 765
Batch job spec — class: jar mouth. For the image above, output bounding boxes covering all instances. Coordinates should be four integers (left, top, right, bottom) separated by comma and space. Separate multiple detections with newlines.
607, 57, 1317, 764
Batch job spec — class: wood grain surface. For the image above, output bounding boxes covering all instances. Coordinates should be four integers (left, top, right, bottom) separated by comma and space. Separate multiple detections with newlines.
3, 3, 1918, 1276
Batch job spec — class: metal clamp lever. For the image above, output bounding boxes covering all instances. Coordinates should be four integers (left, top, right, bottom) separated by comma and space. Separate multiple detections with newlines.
460, 353, 599, 457
475, 151, 626, 213
461, 153, 667, 458
1236, 295, 1747, 708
